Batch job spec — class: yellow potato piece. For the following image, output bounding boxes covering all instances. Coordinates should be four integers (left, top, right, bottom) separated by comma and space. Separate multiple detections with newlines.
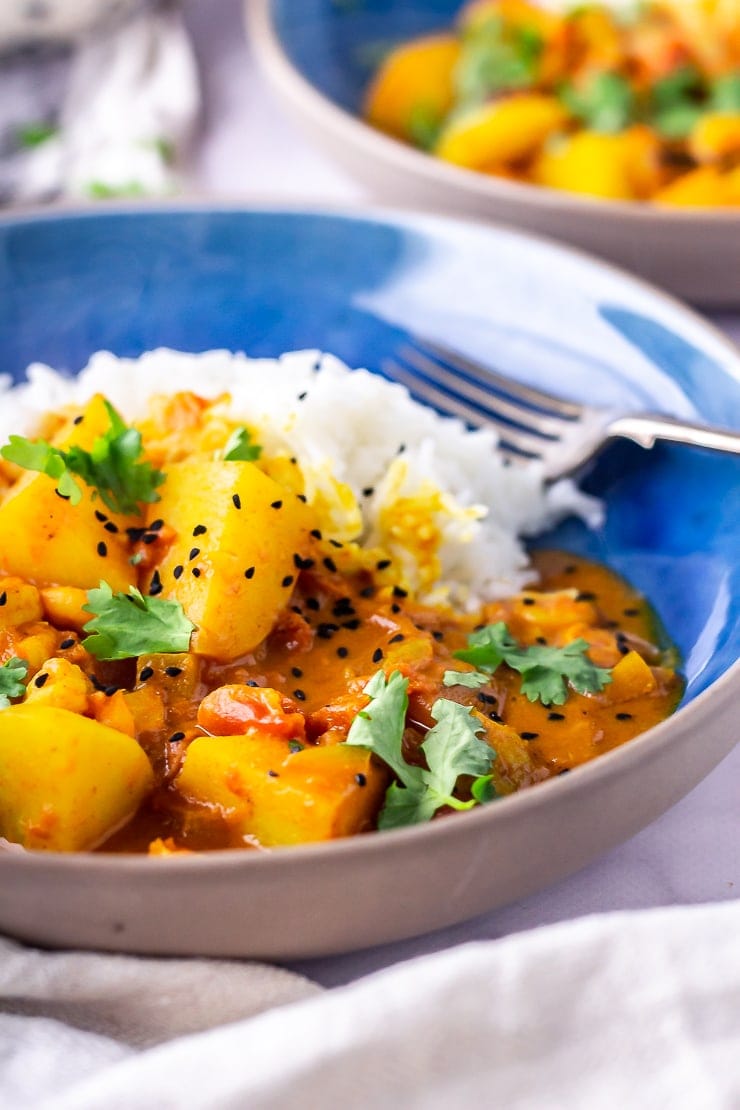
364, 34, 461, 142
653, 164, 737, 207
689, 113, 740, 163
0, 395, 137, 592
435, 95, 568, 170
604, 650, 657, 702
0, 704, 154, 850
176, 733, 387, 846
144, 460, 314, 661
0, 578, 43, 629
533, 130, 640, 200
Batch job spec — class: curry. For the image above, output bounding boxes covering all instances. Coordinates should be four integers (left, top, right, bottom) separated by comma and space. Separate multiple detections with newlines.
0, 390, 682, 854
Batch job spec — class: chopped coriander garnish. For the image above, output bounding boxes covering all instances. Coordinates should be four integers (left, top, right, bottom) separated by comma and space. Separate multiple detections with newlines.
82, 582, 195, 661
560, 72, 636, 133
448, 621, 612, 706
0, 657, 29, 707
222, 426, 262, 462
346, 670, 496, 829
0, 401, 164, 516
456, 16, 544, 105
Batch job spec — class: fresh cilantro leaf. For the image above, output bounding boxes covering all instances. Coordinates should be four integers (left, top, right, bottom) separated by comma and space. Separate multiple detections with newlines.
347, 673, 496, 829
454, 621, 612, 706
0, 657, 29, 707
442, 669, 489, 689
82, 582, 195, 660
471, 774, 497, 804
649, 66, 706, 138
16, 122, 58, 148
710, 72, 740, 113
560, 72, 636, 133
223, 426, 262, 462
0, 402, 164, 516
653, 103, 704, 140
456, 16, 544, 105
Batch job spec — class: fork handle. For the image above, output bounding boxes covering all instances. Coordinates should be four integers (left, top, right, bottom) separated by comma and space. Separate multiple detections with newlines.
607, 414, 740, 457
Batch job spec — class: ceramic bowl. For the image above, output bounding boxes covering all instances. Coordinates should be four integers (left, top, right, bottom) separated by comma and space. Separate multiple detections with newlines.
249, 0, 740, 307
0, 204, 738, 958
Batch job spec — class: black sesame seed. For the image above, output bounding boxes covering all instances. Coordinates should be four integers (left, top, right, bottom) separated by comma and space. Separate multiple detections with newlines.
297, 391, 308, 401
149, 571, 163, 596
305, 597, 320, 612
294, 554, 315, 571
355, 773, 367, 787
619, 644, 630, 655
397, 443, 406, 454
0, 592, 6, 606
105, 685, 119, 697
317, 622, 339, 639
432, 631, 444, 642
522, 597, 535, 606
290, 457, 298, 464
34, 673, 49, 688
536, 636, 547, 645
323, 557, 337, 573
616, 712, 633, 721
173, 565, 184, 580
342, 618, 361, 631
142, 533, 158, 545
359, 586, 375, 599
139, 666, 154, 682
478, 693, 497, 706
391, 603, 401, 614
90, 675, 106, 692
489, 711, 503, 723
389, 633, 404, 644
281, 575, 295, 588
73, 415, 84, 425
59, 638, 75, 650
329, 539, 343, 549
246, 679, 260, 687
293, 689, 306, 701
244, 566, 255, 579
126, 526, 146, 542
548, 711, 565, 721
94, 510, 108, 523
193, 524, 207, 536
232, 493, 241, 509
267, 769, 280, 778
168, 732, 186, 744
376, 559, 391, 571
362, 487, 375, 498
337, 646, 349, 658
192, 568, 201, 578
97, 541, 108, 557
372, 648, 383, 663
103, 521, 119, 534
189, 547, 200, 561
577, 591, 596, 602
271, 500, 283, 510
164, 666, 183, 678
149, 520, 164, 532
521, 731, 539, 741
392, 586, 408, 599
297, 494, 308, 503
291, 666, 303, 678
310, 529, 323, 540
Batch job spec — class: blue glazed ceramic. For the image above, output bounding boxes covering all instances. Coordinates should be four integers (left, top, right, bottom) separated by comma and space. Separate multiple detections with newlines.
0, 205, 738, 958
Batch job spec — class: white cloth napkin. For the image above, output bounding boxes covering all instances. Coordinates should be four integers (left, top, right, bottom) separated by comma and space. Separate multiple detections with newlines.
3, 898, 740, 1108
0, 3, 199, 204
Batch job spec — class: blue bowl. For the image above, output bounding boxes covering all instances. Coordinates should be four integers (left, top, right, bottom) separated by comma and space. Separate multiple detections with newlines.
0, 204, 738, 957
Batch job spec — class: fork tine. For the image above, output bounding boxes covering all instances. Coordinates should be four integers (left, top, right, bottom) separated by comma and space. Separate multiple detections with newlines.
383, 358, 547, 459
413, 337, 583, 419
399, 345, 566, 439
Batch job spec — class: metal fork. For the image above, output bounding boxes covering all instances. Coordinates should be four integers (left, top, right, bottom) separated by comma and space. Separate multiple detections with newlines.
382, 339, 740, 481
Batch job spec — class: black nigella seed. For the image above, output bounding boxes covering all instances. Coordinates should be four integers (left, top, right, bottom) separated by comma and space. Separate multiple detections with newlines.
246, 679, 260, 687
293, 689, 306, 701
34, 673, 49, 688
168, 732, 186, 744
271, 500, 283, 510
294, 554, 315, 571
296, 494, 308, 503
290, 457, 297, 464
192, 568, 201, 578
310, 528, 322, 540
616, 712, 633, 721
376, 559, 391, 571
165, 666, 183, 678
619, 644, 630, 655
305, 597, 320, 612
189, 547, 200, 561
149, 571, 163, 596
577, 591, 596, 602
392, 586, 408, 599
94, 510, 107, 523
104, 521, 119, 534
432, 631, 444, 642
489, 711, 503, 723
139, 666, 154, 682
372, 648, 383, 663
337, 646, 349, 658
142, 533, 158, 545
355, 773, 367, 787
521, 731, 539, 741
297, 391, 308, 401
0, 592, 6, 606
397, 443, 406, 454
478, 693, 497, 706
97, 541, 108, 557
536, 636, 547, 645
149, 519, 164, 532
389, 633, 404, 644
54, 489, 71, 500
244, 566, 255, 579
90, 675, 106, 692
359, 586, 375, 599
342, 618, 361, 631
59, 638, 75, 650
232, 494, 241, 509
291, 666, 303, 678
623, 607, 640, 616
73, 414, 84, 425
362, 487, 375, 498
317, 622, 339, 639
565, 564, 577, 574
193, 524, 207, 536
126, 526, 146, 543
173, 565, 184, 580
548, 711, 565, 721
104, 685, 119, 698
391, 603, 401, 614
323, 557, 337, 573
267, 770, 279, 778
281, 575, 294, 589
329, 539, 343, 549
522, 597, 535, 606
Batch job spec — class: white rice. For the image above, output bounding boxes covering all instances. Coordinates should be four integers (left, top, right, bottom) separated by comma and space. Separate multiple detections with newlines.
0, 349, 601, 609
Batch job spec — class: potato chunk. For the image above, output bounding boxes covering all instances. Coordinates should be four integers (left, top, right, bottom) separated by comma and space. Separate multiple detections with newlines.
0, 395, 137, 592
144, 460, 313, 661
0, 704, 154, 850
175, 733, 387, 846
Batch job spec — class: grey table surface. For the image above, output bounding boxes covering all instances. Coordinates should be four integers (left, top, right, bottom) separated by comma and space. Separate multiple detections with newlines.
182, 0, 740, 988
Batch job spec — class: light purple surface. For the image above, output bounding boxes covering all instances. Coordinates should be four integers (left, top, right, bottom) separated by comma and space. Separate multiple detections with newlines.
183, 0, 740, 986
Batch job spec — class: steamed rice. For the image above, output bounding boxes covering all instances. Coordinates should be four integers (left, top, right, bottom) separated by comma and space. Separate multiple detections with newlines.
0, 348, 601, 608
